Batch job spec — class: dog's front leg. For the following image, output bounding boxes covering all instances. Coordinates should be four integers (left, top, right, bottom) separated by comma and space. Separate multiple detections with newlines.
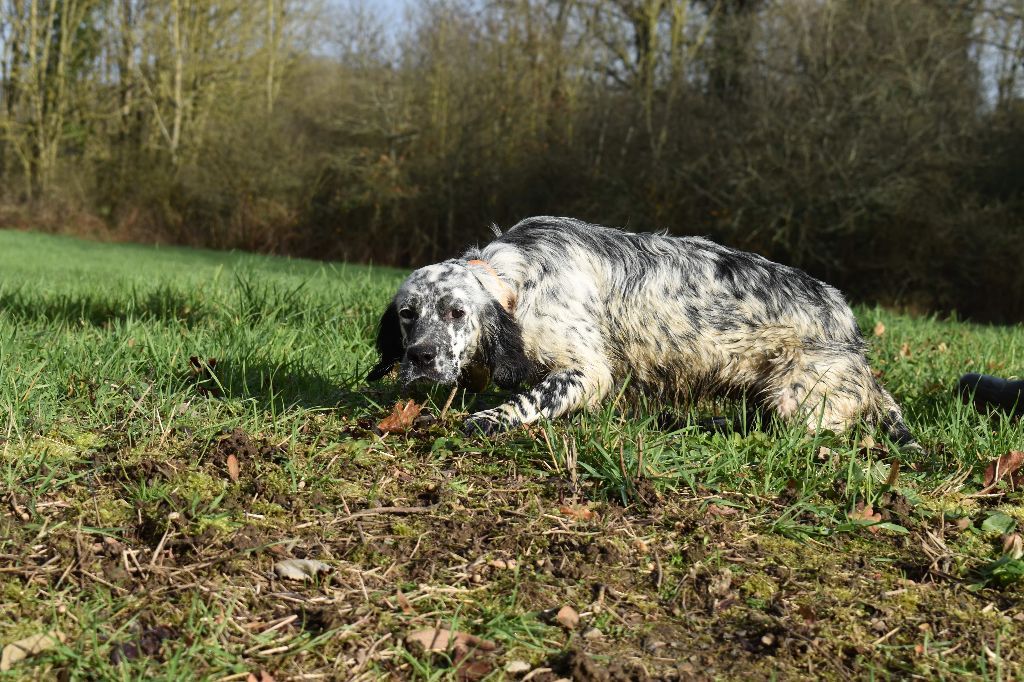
464, 368, 610, 436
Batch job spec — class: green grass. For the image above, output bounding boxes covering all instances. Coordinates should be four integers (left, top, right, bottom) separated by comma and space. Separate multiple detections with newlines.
1, 228, 1022, 681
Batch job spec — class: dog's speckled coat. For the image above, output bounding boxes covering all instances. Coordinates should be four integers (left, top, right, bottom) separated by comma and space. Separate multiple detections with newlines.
368, 216, 915, 444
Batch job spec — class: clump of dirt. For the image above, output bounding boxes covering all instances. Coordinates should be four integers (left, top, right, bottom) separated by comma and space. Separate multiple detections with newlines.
108, 624, 179, 664
543, 536, 623, 581
206, 428, 288, 493
211, 428, 285, 463
628, 477, 660, 508
535, 647, 649, 682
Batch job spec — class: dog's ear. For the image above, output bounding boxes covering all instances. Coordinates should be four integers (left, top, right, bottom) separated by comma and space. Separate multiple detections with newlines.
366, 302, 403, 381
480, 302, 531, 389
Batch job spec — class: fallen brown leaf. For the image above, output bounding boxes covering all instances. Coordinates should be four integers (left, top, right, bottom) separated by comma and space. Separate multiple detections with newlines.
1, 631, 65, 672
873, 321, 886, 337
983, 451, 1024, 489
226, 453, 240, 482
378, 400, 422, 434
457, 659, 494, 681
405, 628, 496, 655
707, 503, 739, 517
899, 342, 911, 359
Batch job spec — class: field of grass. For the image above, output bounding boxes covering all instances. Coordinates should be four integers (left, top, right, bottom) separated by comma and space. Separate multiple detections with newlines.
1, 228, 1023, 681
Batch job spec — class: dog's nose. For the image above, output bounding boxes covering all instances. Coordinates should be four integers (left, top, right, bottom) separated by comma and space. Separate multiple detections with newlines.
406, 344, 436, 367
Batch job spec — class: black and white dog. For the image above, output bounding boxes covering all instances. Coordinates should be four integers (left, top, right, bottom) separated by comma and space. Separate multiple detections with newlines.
367, 216, 916, 446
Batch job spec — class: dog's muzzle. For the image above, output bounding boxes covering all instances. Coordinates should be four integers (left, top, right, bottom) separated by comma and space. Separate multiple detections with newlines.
401, 343, 455, 384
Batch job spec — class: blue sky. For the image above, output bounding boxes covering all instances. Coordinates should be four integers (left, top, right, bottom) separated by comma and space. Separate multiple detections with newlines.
331, 0, 411, 20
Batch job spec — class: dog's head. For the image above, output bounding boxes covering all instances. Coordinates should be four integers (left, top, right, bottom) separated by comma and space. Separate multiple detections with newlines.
366, 259, 531, 389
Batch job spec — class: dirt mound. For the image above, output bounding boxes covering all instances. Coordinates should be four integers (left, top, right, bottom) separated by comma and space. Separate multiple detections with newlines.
534, 647, 649, 682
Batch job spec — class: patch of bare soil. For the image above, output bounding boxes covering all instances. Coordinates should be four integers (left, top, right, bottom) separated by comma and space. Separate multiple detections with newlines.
4, 423, 1023, 680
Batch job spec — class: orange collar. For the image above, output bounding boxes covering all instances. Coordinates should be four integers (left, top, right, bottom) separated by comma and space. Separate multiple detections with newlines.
467, 259, 516, 313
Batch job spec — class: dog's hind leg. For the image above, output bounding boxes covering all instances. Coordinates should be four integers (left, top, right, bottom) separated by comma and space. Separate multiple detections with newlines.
771, 350, 876, 433
772, 350, 919, 448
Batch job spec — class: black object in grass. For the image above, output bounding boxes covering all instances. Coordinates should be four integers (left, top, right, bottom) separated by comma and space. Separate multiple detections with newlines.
958, 373, 1024, 418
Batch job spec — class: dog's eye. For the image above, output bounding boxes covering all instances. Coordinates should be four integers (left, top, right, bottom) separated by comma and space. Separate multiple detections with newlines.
399, 308, 417, 321
450, 309, 465, 320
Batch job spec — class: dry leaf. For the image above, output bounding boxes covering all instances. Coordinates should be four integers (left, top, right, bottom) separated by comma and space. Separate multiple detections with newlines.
955, 517, 972, 531
406, 628, 450, 653
378, 400, 422, 434
405, 628, 496, 655
884, 460, 901, 487
555, 605, 580, 630
899, 342, 911, 359
226, 453, 240, 482
457, 659, 494, 681
707, 503, 739, 517
559, 505, 596, 521
850, 504, 882, 533
1, 631, 65, 672
937, 342, 948, 353
982, 451, 1024, 489
1002, 533, 1024, 560
859, 435, 877, 450
873, 321, 886, 337
273, 559, 331, 581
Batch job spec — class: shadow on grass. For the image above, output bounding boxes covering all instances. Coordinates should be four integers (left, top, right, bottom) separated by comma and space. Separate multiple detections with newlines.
188, 358, 389, 416
192, 358, 492, 419
0, 284, 212, 328
0, 273, 340, 330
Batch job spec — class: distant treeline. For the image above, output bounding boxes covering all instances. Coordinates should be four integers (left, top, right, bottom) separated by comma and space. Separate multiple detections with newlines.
2, 0, 1024, 321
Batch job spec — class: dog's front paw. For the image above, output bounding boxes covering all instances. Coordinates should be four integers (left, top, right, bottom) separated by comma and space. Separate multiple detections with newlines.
463, 409, 511, 437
